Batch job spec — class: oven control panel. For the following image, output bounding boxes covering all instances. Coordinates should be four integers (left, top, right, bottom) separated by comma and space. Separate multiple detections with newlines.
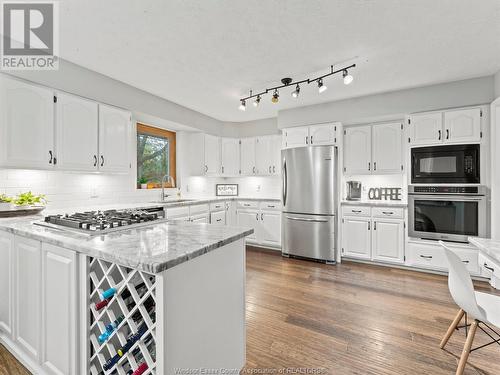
409, 185, 485, 195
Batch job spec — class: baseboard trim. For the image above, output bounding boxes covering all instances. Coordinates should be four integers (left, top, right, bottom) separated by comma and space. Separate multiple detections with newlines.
0, 334, 49, 375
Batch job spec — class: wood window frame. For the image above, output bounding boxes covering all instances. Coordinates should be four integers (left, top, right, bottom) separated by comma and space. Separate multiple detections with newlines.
136, 123, 176, 189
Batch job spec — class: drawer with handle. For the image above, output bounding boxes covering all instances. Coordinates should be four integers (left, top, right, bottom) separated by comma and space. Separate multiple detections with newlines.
237, 201, 259, 209
209, 202, 226, 211
407, 242, 447, 270
260, 201, 281, 211
478, 253, 500, 278
341, 205, 371, 217
372, 207, 404, 219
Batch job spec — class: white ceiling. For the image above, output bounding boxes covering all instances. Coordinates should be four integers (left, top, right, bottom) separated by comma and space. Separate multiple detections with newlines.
59, 0, 500, 122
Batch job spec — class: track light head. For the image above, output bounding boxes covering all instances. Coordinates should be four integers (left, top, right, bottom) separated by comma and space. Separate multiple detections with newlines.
253, 95, 261, 107
271, 89, 279, 104
318, 79, 327, 94
291, 84, 300, 98
343, 69, 353, 85
238, 100, 246, 111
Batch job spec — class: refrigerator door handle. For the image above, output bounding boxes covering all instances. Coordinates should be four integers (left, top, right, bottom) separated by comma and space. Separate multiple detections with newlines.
286, 216, 329, 223
283, 158, 287, 206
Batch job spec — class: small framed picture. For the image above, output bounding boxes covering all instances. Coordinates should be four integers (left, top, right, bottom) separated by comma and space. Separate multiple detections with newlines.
216, 184, 239, 196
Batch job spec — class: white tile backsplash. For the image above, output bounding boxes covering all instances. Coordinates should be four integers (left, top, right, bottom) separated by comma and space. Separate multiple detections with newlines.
343, 174, 406, 202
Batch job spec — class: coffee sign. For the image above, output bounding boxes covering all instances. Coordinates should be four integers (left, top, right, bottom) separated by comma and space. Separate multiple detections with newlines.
368, 187, 402, 201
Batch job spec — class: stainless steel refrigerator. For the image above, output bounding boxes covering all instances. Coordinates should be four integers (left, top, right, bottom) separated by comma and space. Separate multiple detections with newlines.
281, 146, 336, 263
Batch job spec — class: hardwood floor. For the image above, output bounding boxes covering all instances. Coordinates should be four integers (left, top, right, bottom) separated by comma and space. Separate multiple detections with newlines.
0, 345, 29, 375
244, 247, 500, 374
2, 247, 499, 374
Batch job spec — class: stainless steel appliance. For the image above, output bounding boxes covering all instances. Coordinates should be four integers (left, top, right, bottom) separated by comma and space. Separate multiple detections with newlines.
411, 144, 480, 184
346, 181, 362, 200
281, 146, 336, 263
36, 207, 166, 235
408, 185, 487, 242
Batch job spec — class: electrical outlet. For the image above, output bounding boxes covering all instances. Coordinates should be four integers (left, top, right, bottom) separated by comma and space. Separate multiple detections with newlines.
90, 186, 99, 198
256, 184, 261, 192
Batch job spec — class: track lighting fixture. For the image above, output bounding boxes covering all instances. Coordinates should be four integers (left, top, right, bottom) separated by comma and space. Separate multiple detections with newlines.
271, 89, 279, 104
238, 63, 356, 110
318, 79, 327, 94
238, 99, 246, 111
343, 69, 353, 85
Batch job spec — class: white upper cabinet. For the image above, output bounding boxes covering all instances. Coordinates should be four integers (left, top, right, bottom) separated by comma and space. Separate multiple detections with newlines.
255, 136, 272, 175
409, 108, 482, 145
283, 123, 338, 148
283, 127, 309, 148
344, 125, 372, 175
56, 93, 99, 171
409, 112, 443, 145
204, 134, 221, 175
0, 75, 55, 169
98, 104, 132, 173
221, 137, 240, 176
240, 137, 256, 175
309, 124, 337, 145
372, 122, 403, 174
271, 135, 281, 175
444, 108, 481, 143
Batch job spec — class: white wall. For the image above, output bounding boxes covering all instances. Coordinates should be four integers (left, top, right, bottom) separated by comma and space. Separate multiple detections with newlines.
495, 70, 500, 98
277, 76, 495, 128
491, 98, 500, 239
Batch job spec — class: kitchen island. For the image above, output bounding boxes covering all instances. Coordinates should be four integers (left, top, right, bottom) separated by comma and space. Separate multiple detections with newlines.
0, 214, 252, 375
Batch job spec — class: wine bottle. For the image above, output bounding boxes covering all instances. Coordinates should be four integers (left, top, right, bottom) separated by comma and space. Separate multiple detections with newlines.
117, 323, 148, 357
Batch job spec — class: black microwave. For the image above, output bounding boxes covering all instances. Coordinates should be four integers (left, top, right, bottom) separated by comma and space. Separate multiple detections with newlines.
411, 144, 480, 184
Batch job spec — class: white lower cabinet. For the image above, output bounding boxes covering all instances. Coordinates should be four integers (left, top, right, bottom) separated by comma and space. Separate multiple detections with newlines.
15, 237, 42, 362
342, 206, 405, 264
41, 243, 77, 375
210, 210, 226, 225
371, 220, 404, 263
0, 233, 14, 337
236, 201, 281, 248
342, 217, 371, 260
191, 213, 209, 223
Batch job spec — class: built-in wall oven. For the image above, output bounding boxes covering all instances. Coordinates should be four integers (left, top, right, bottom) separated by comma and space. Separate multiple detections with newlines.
411, 144, 480, 184
408, 185, 487, 243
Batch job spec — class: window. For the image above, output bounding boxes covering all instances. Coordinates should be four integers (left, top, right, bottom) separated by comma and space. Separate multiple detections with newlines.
136, 123, 176, 188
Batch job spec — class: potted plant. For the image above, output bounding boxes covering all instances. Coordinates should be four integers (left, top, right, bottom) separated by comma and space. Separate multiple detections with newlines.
14, 192, 47, 207
0, 194, 13, 210
138, 177, 148, 189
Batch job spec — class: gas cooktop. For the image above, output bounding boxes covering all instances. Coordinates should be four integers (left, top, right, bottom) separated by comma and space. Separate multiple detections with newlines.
35, 208, 166, 235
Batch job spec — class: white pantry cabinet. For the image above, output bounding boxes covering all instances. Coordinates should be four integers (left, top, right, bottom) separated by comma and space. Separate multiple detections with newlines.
283, 123, 338, 148
0, 75, 55, 169
240, 137, 256, 175
98, 104, 132, 173
0, 234, 14, 337
341, 205, 405, 264
343, 125, 372, 175
409, 107, 482, 145
56, 92, 99, 171
41, 243, 77, 375
343, 122, 403, 175
221, 138, 240, 176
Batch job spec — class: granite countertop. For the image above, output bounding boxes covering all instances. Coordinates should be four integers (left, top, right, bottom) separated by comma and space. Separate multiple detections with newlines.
469, 237, 500, 262
341, 200, 407, 208
0, 216, 253, 274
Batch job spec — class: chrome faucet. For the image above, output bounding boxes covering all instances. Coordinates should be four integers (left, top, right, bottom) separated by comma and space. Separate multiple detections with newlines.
161, 175, 175, 201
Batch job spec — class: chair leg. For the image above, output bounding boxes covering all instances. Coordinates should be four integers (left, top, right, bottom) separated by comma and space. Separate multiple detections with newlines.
456, 319, 479, 375
440, 309, 465, 349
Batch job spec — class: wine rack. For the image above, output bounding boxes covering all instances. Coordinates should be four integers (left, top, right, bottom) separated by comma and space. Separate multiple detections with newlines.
88, 257, 157, 375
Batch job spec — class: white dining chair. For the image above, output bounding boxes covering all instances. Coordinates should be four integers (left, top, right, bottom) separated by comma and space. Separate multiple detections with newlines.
439, 240, 500, 375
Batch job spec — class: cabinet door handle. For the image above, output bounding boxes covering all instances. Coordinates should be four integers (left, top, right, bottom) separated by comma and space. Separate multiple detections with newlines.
420, 255, 433, 259
261, 213, 264, 221
368, 162, 371, 171
368, 222, 371, 230
484, 263, 494, 272
256, 213, 259, 221
205, 165, 208, 173
462, 260, 470, 264
93, 155, 97, 167
305, 136, 309, 145
310, 136, 313, 144
351, 210, 362, 213
268, 205, 275, 208
438, 130, 441, 140
253, 166, 256, 174
374, 221, 377, 230
446, 129, 450, 140
100, 155, 104, 167
222, 166, 224, 174
244, 203, 250, 207
382, 211, 394, 215
273, 166, 276, 173
48, 150, 53, 164
216, 219, 222, 222
269, 166, 271, 173
374, 162, 377, 171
